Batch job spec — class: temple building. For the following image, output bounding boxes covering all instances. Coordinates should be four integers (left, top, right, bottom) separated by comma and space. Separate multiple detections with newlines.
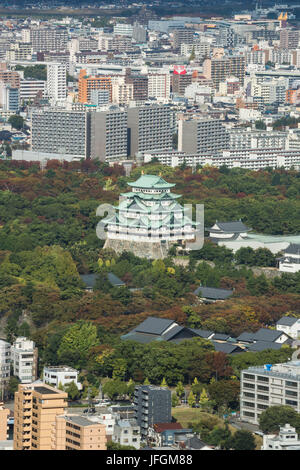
100, 173, 196, 259
207, 220, 252, 244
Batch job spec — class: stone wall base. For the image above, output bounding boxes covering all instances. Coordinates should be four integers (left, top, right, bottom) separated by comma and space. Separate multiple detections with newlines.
103, 238, 175, 259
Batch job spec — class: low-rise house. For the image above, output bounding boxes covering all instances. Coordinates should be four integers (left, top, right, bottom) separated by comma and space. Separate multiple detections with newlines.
180, 436, 214, 450
148, 423, 193, 447
276, 317, 300, 340
261, 424, 300, 450
112, 418, 141, 449
80, 272, 125, 292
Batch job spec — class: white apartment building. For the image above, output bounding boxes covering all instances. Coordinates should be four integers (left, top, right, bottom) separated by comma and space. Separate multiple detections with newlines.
11, 337, 38, 384
0, 340, 11, 397
111, 79, 134, 105
228, 128, 287, 151
47, 62, 67, 103
148, 71, 171, 99
240, 361, 300, 425
262, 424, 300, 450
43, 366, 82, 391
113, 23, 133, 37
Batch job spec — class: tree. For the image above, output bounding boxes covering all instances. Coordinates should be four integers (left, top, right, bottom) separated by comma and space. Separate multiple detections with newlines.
188, 390, 196, 408
259, 406, 300, 434
65, 381, 80, 401
57, 321, 98, 368
8, 115, 24, 130
175, 381, 185, 399
160, 377, 168, 387
172, 393, 180, 407
199, 388, 210, 410
230, 429, 256, 450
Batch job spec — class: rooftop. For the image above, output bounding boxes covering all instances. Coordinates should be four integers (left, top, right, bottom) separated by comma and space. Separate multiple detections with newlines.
128, 174, 175, 189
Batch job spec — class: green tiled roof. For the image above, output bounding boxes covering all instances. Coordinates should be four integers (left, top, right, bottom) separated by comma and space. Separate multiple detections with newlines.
128, 174, 175, 189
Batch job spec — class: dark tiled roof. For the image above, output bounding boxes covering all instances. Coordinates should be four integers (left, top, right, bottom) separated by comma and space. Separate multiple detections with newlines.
246, 341, 283, 352
185, 437, 209, 450
285, 244, 300, 255
190, 329, 214, 339
236, 332, 255, 343
211, 333, 230, 341
194, 286, 233, 300
253, 328, 287, 342
107, 272, 125, 286
209, 220, 251, 233
276, 316, 298, 327
134, 317, 176, 335
121, 332, 162, 344
211, 341, 244, 354
80, 273, 97, 288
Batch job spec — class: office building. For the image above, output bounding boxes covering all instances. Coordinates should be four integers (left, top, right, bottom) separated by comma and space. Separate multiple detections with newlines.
11, 337, 38, 384
20, 79, 46, 102
43, 366, 82, 391
31, 109, 90, 158
240, 361, 300, 425
178, 117, 229, 154
51, 414, 107, 450
134, 385, 172, 438
127, 105, 172, 157
47, 63, 67, 102
90, 108, 128, 162
13, 383, 68, 450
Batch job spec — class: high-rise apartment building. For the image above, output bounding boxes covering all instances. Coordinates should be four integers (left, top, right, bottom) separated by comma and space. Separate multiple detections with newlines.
13, 383, 68, 450
51, 415, 107, 450
46, 63, 67, 102
24, 28, 68, 52
172, 28, 194, 49
0, 403, 9, 440
280, 29, 300, 49
78, 69, 112, 104
125, 69, 148, 101
240, 361, 300, 425
0, 69, 20, 88
134, 385, 172, 438
127, 105, 172, 157
90, 108, 128, 161
203, 56, 246, 89
0, 340, 11, 400
31, 109, 90, 157
172, 72, 192, 95
178, 117, 229, 153
0, 84, 19, 112
11, 337, 38, 384
148, 70, 171, 99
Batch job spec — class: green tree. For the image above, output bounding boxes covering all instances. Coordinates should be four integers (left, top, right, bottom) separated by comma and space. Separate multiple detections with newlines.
57, 321, 98, 368
65, 381, 80, 401
259, 405, 300, 434
188, 390, 196, 407
230, 429, 256, 450
8, 115, 24, 130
